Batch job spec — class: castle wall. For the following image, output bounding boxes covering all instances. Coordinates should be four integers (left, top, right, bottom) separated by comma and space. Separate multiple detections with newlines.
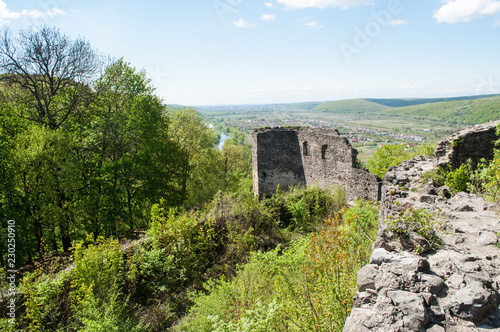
252, 127, 381, 201
435, 120, 500, 169
252, 129, 306, 195
344, 121, 500, 332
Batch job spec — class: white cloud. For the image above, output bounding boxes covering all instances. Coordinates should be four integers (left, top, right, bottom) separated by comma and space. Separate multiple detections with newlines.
260, 13, 276, 21
264, 2, 274, 8
47, 8, 66, 17
390, 19, 407, 26
303, 20, 320, 28
298, 16, 322, 29
277, 0, 373, 9
0, 0, 65, 25
434, 0, 500, 23
233, 19, 254, 28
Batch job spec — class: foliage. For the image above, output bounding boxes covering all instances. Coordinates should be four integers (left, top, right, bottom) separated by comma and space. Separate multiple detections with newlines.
467, 126, 500, 203
167, 108, 221, 206
70, 235, 144, 331
0, 25, 101, 130
136, 206, 214, 303
22, 270, 72, 332
367, 144, 411, 178
341, 200, 379, 263
470, 151, 500, 204
421, 169, 446, 187
0, 52, 189, 264
218, 141, 252, 194
266, 185, 346, 233
387, 207, 443, 254
207, 300, 282, 332
444, 163, 471, 193
367, 143, 436, 179
413, 143, 436, 157
178, 200, 379, 332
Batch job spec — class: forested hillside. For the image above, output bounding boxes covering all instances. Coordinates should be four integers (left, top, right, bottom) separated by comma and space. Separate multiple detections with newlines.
0, 26, 383, 332
313, 95, 500, 125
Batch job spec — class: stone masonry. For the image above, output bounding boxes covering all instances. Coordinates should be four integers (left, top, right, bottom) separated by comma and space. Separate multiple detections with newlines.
344, 121, 500, 332
252, 127, 382, 201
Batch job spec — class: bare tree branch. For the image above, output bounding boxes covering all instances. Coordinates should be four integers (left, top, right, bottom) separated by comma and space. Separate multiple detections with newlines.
0, 26, 103, 129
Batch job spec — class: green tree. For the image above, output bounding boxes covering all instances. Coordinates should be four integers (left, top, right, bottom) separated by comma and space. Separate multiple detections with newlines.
77, 58, 187, 237
219, 141, 252, 193
367, 144, 411, 178
167, 108, 221, 206
0, 26, 101, 130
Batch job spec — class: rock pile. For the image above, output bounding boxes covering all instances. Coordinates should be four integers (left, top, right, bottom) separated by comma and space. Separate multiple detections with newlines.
344, 122, 500, 332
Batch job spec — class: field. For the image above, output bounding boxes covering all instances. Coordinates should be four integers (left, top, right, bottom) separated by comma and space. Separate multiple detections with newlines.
195, 94, 500, 162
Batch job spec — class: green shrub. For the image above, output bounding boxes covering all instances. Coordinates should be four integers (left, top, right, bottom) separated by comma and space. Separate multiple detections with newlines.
367, 143, 436, 179
421, 169, 446, 187
22, 270, 72, 332
179, 239, 309, 332
341, 200, 379, 264
387, 207, 443, 254
277, 185, 346, 232
208, 300, 282, 332
70, 235, 144, 331
470, 151, 500, 204
444, 163, 471, 193
367, 144, 412, 178
179, 200, 378, 332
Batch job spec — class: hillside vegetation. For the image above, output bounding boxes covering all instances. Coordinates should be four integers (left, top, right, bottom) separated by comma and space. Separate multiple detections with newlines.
313, 99, 390, 114
3, 26, 500, 332
313, 94, 500, 125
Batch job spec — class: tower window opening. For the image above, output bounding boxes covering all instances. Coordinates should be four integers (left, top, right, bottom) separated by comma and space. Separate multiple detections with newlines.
321, 145, 328, 159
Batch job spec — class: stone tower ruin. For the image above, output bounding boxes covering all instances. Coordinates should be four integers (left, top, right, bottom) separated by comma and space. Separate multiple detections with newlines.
252, 127, 382, 201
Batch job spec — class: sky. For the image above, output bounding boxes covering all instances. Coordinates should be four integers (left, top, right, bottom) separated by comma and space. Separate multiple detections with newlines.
2, 0, 500, 106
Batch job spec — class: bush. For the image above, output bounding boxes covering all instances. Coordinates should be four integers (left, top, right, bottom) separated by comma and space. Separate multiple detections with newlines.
368, 143, 436, 179
470, 151, 500, 204
208, 300, 282, 332
444, 163, 471, 193
178, 239, 309, 332
421, 169, 446, 187
341, 200, 379, 265
178, 200, 378, 332
387, 207, 443, 254
270, 185, 346, 232
23, 270, 72, 332
70, 235, 144, 331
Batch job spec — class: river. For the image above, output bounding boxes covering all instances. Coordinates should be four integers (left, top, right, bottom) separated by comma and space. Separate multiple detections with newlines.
209, 124, 231, 150
217, 132, 231, 150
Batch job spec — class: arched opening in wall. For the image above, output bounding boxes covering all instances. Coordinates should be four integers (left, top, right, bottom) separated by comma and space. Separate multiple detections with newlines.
321, 145, 328, 159
303, 142, 308, 156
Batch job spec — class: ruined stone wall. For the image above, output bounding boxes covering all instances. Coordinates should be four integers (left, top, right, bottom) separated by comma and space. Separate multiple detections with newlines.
435, 120, 500, 169
252, 129, 306, 195
252, 127, 381, 201
344, 121, 500, 332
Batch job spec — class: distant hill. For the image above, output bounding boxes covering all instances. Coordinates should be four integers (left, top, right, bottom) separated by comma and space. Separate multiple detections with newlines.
313, 94, 500, 125
365, 94, 500, 108
313, 99, 389, 114
166, 104, 191, 110
379, 95, 500, 125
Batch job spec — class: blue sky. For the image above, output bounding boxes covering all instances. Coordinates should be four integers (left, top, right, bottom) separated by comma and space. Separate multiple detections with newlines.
2, 0, 500, 105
